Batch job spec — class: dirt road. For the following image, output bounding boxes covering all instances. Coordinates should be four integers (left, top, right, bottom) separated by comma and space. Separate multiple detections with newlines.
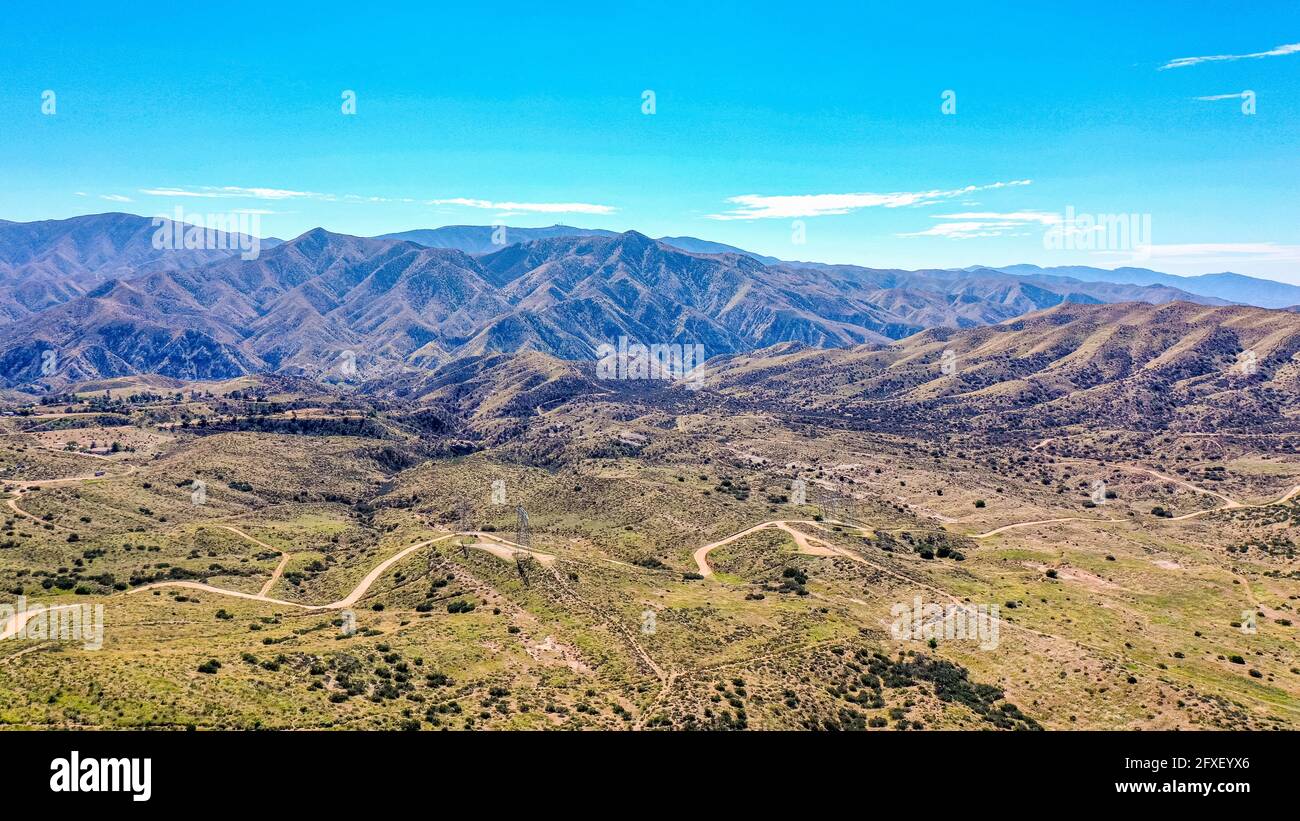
212, 525, 291, 597
127, 534, 458, 610
2, 461, 137, 530
970, 482, 1300, 537
692, 519, 862, 577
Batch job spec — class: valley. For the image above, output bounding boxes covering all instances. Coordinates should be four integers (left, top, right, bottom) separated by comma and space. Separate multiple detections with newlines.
1, 312, 1296, 730
0, 215, 1296, 732
5, 3, 1298, 803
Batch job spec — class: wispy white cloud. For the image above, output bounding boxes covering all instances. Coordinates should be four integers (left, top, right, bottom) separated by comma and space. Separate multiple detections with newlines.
427, 198, 616, 215
75, 191, 134, 202
138, 186, 616, 214
1196, 91, 1251, 101
899, 209, 1148, 242
140, 186, 327, 200
1160, 42, 1300, 70
898, 222, 1023, 239
707, 180, 1031, 220
899, 209, 1061, 239
933, 211, 1062, 224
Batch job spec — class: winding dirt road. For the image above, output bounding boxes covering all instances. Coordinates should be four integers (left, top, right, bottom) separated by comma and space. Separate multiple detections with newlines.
1125, 465, 1240, 506
7, 529, 584, 640
211, 525, 292, 597
970, 515, 1123, 539
0, 603, 90, 642
692, 519, 863, 577
126, 534, 458, 611
8, 495, 1298, 721
1166, 483, 1300, 521
680, 509, 1300, 719
2, 460, 137, 531
692, 474, 1300, 568
969, 482, 1300, 538
118, 530, 559, 612
459, 531, 558, 566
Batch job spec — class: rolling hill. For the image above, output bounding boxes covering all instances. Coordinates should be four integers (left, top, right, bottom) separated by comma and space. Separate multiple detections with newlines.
703, 301, 1300, 437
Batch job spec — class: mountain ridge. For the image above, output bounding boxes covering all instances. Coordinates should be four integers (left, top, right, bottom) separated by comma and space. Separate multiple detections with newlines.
992, 263, 1300, 309
0, 214, 1269, 388
378, 220, 1298, 307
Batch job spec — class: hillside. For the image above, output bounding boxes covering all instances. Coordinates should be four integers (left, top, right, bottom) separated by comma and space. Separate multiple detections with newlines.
0, 213, 275, 321
704, 301, 1300, 437
0, 217, 1234, 388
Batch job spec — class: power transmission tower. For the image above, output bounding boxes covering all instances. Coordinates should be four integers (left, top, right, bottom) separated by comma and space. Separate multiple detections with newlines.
515, 505, 530, 548
818, 489, 841, 523
514, 505, 532, 586
513, 551, 532, 586
457, 498, 470, 559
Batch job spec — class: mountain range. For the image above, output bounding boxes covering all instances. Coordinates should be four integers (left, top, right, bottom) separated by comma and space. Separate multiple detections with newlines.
0, 213, 276, 323
988, 264, 1300, 309
382, 224, 1300, 308
379, 224, 784, 263
0, 212, 1293, 388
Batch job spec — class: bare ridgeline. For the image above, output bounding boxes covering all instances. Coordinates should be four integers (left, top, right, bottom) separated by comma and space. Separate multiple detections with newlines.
0, 215, 1297, 731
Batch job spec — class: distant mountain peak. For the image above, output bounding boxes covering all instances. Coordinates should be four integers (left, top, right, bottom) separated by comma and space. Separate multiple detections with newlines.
988, 263, 1300, 309
0, 212, 1283, 388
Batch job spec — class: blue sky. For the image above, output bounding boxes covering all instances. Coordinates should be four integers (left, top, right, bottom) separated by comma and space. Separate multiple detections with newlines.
2, 1, 1299, 280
